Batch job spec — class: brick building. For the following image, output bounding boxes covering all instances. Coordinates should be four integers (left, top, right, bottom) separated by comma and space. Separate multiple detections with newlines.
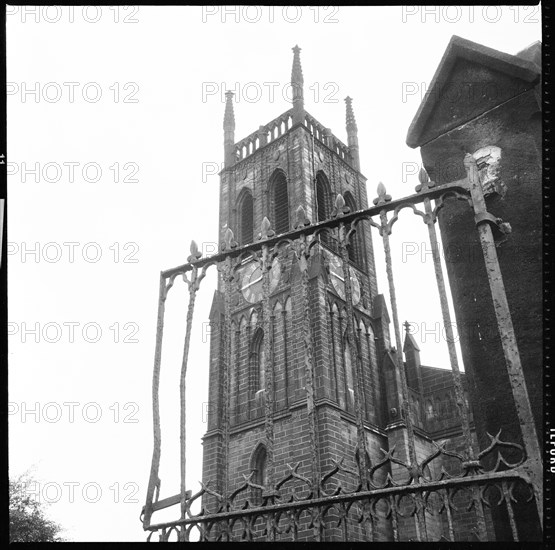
406, 36, 542, 540
200, 45, 495, 541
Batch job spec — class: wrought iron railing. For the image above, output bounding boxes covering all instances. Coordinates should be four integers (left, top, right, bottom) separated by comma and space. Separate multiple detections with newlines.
141, 154, 542, 541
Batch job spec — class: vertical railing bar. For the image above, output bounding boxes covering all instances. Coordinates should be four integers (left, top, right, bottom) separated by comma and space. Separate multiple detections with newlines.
261, 242, 276, 534
356, 324, 371, 421
378, 204, 426, 540
339, 220, 370, 488
422, 189, 488, 540
464, 154, 543, 528
292, 511, 299, 542
365, 499, 375, 542
502, 481, 520, 542
338, 311, 349, 411
442, 488, 455, 541
413, 493, 422, 542
234, 326, 241, 423
143, 273, 168, 528
329, 307, 340, 405
221, 256, 233, 510
247, 320, 253, 421
389, 495, 399, 542
365, 328, 379, 424
295, 232, 322, 535
180, 265, 203, 519
282, 307, 289, 408
423, 193, 476, 455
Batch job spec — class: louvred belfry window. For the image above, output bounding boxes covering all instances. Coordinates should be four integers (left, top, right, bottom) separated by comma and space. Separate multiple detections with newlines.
271, 170, 289, 235
238, 190, 254, 246
316, 171, 332, 247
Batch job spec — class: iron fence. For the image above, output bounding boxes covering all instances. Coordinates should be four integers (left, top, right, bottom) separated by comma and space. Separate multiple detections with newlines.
140, 154, 542, 541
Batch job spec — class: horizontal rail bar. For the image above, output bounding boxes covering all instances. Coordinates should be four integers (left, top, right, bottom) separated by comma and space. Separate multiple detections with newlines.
161, 178, 470, 278
145, 465, 528, 531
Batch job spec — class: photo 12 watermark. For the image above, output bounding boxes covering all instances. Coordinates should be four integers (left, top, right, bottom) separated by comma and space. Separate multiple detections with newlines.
9, 401, 140, 424
8, 242, 140, 264
8, 161, 139, 184
7, 82, 139, 103
8, 321, 140, 343
6, 5, 140, 24
201, 6, 339, 24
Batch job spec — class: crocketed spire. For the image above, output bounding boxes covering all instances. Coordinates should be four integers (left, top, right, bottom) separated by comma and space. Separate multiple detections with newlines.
291, 45, 305, 125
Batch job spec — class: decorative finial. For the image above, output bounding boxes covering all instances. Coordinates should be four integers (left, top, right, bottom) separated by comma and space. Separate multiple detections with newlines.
415, 166, 435, 193
223, 91, 236, 168
295, 205, 310, 228
344, 96, 360, 170
187, 240, 202, 262
259, 216, 275, 240
291, 45, 304, 124
404, 320, 411, 333
373, 182, 392, 205
335, 193, 345, 210
345, 96, 357, 131
222, 227, 237, 250
223, 91, 235, 130
333, 193, 350, 217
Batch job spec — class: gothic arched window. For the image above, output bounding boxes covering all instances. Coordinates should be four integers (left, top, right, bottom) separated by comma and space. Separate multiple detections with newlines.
316, 171, 332, 222
237, 189, 254, 246
270, 170, 289, 235
315, 171, 333, 248
343, 192, 363, 266
251, 328, 265, 391
250, 444, 267, 505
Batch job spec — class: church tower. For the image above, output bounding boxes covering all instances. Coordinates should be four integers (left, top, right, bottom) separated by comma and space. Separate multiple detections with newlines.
201, 47, 394, 541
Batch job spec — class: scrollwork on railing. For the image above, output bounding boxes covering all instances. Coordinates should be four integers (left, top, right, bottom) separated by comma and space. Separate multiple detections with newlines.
144, 430, 536, 542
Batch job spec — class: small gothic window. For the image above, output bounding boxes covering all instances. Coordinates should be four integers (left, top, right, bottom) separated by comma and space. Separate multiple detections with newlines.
251, 444, 267, 505
271, 170, 289, 235
343, 192, 363, 266
238, 190, 254, 246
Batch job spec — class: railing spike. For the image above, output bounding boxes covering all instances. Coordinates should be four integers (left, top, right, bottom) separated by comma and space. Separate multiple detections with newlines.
335, 193, 345, 211
223, 227, 237, 250
373, 182, 392, 205
259, 216, 275, 240
295, 205, 310, 228
418, 167, 430, 184
188, 240, 202, 262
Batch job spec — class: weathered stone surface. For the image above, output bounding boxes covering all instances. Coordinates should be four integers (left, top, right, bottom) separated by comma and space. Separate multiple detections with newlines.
407, 35, 542, 541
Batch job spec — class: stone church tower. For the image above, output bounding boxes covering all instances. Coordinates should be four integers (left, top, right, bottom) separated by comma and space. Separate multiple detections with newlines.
200, 46, 483, 542
201, 46, 396, 540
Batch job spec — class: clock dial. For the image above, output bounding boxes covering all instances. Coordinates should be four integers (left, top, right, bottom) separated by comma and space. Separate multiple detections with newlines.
240, 258, 280, 303
328, 254, 361, 305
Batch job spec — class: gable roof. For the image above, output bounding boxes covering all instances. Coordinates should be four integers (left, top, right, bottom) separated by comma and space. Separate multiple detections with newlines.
406, 35, 541, 149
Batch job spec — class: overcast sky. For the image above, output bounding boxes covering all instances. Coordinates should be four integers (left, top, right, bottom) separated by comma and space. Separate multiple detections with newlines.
7, 5, 541, 542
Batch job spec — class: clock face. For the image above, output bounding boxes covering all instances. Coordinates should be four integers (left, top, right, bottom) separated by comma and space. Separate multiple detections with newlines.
240, 258, 281, 303
328, 254, 361, 305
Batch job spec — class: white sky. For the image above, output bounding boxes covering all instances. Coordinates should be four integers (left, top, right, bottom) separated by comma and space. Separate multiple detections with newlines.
6, 5, 541, 542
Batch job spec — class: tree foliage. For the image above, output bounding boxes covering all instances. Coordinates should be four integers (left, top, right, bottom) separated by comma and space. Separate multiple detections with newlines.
9, 473, 66, 542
